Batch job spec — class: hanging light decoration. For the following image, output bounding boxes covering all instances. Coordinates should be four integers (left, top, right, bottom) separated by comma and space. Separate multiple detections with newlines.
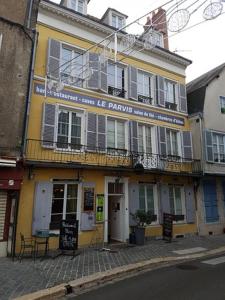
203, 1, 223, 19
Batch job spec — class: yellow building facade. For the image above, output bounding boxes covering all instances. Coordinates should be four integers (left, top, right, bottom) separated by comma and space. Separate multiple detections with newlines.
16, 0, 201, 252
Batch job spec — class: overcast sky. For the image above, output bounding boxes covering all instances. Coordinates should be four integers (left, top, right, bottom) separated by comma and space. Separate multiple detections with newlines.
51, 0, 225, 82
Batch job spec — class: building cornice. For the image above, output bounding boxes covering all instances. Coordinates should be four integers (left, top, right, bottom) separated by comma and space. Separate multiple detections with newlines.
40, 1, 191, 67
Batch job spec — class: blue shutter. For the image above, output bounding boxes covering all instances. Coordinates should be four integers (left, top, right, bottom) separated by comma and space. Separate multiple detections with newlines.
129, 66, 138, 101
129, 182, 139, 226
203, 180, 219, 223
159, 184, 170, 224
185, 185, 195, 223
205, 130, 214, 162
32, 182, 53, 235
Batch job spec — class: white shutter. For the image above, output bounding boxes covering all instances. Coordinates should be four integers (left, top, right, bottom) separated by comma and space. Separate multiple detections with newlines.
0, 191, 7, 240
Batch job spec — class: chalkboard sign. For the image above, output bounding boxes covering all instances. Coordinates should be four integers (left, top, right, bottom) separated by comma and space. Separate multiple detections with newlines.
59, 220, 79, 251
83, 187, 94, 211
163, 213, 173, 242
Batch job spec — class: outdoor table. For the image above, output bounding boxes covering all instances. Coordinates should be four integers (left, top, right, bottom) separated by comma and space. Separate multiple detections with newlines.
33, 231, 58, 260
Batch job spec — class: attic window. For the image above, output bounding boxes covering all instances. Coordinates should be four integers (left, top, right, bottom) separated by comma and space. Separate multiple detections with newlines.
220, 96, 225, 114
70, 0, 84, 13
112, 14, 125, 29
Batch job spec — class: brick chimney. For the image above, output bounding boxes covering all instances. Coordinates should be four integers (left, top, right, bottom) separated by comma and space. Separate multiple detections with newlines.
145, 7, 169, 50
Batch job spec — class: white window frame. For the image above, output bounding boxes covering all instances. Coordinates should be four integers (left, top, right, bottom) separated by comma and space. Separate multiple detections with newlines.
111, 14, 125, 29
106, 117, 128, 151
220, 96, 225, 113
139, 184, 159, 225
164, 79, 178, 105
56, 106, 85, 152
137, 70, 154, 102
60, 44, 84, 88
69, 0, 85, 13
166, 129, 181, 157
138, 124, 155, 154
169, 185, 186, 223
212, 132, 225, 163
50, 181, 82, 232
108, 61, 127, 98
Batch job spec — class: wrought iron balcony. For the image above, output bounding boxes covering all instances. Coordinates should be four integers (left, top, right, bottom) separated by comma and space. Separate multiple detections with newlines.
165, 101, 177, 111
138, 95, 153, 105
108, 86, 126, 98
24, 139, 202, 175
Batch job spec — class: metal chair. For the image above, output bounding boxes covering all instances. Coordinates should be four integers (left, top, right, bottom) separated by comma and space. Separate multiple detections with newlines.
18, 233, 35, 262
34, 229, 50, 259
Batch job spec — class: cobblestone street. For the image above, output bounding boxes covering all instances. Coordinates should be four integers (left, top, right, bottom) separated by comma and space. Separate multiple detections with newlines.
1, 235, 225, 299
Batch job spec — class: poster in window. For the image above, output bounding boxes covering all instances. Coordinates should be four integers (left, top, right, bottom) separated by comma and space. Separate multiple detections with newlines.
83, 187, 94, 211
96, 194, 104, 222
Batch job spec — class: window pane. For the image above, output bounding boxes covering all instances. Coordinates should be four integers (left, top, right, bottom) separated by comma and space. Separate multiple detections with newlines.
77, 0, 83, 13
108, 64, 115, 87
53, 184, 65, 199
138, 125, 144, 153
112, 15, 117, 28
117, 66, 124, 89
139, 185, 145, 210
107, 119, 115, 148
145, 127, 152, 153
175, 187, 182, 215
146, 186, 154, 213
171, 131, 178, 156
166, 130, 171, 155
58, 111, 69, 148
118, 17, 123, 29
61, 48, 72, 75
67, 184, 78, 199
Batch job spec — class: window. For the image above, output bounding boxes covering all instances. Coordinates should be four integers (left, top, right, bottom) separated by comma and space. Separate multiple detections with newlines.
70, 0, 84, 13
213, 133, 225, 163
166, 129, 179, 157
220, 96, 225, 113
57, 109, 83, 150
139, 184, 158, 222
107, 118, 126, 151
61, 45, 84, 87
51, 183, 78, 229
137, 71, 152, 104
150, 30, 163, 47
138, 124, 152, 154
108, 63, 126, 98
169, 185, 185, 221
112, 14, 124, 29
164, 80, 177, 110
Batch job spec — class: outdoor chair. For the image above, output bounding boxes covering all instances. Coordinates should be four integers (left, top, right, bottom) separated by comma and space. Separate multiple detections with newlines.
18, 233, 35, 262
34, 229, 50, 259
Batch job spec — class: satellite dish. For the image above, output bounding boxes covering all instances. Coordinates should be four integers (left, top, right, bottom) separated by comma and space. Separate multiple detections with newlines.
168, 9, 190, 32
203, 2, 223, 20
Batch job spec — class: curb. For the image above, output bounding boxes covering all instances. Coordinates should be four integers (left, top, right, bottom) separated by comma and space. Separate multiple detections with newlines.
14, 246, 225, 300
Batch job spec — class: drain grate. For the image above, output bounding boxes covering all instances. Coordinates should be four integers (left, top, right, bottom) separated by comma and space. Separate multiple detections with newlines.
176, 264, 199, 271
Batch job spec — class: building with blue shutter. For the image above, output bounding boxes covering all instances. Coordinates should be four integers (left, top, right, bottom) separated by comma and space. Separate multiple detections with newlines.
187, 63, 225, 235
16, 0, 202, 251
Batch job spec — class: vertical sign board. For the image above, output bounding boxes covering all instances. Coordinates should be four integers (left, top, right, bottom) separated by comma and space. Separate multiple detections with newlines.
163, 213, 173, 242
83, 187, 94, 211
59, 220, 79, 251
96, 194, 104, 222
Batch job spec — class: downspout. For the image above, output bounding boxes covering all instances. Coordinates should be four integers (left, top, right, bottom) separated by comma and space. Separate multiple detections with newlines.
21, 30, 39, 156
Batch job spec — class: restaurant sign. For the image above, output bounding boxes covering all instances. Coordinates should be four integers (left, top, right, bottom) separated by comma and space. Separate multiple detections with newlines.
34, 83, 185, 126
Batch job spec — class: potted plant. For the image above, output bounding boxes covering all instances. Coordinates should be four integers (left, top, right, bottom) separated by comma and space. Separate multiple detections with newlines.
131, 210, 157, 245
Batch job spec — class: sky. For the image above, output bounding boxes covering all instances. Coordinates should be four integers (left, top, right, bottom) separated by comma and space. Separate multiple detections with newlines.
51, 0, 225, 82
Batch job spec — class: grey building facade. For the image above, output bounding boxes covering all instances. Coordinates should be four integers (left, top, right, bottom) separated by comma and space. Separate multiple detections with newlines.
187, 63, 225, 235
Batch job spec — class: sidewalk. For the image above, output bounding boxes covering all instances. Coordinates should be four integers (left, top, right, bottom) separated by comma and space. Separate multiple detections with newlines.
2, 234, 225, 300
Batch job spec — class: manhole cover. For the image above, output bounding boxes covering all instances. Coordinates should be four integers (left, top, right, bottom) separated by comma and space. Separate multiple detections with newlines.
176, 264, 199, 271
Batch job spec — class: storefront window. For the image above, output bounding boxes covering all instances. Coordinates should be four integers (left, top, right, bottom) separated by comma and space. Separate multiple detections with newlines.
139, 184, 158, 222
169, 185, 185, 221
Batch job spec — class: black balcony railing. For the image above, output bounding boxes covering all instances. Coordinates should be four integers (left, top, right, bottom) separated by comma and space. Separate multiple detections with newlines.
25, 139, 202, 175
138, 95, 153, 105
165, 102, 177, 111
108, 86, 126, 98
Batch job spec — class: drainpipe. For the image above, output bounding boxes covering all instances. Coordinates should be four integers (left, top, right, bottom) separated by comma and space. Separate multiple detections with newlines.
21, 30, 39, 156
26, 0, 34, 29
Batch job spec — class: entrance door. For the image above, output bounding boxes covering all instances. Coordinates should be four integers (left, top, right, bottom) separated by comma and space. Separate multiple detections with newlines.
108, 195, 124, 242
0, 191, 7, 257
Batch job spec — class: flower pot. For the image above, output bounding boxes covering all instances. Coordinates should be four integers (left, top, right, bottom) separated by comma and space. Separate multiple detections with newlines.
134, 227, 145, 245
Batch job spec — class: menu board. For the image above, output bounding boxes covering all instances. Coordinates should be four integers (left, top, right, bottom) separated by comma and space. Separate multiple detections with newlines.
59, 220, 79, 251
96, 194, 104, 222
83, 187, 94, 211
163, 213, 173, 242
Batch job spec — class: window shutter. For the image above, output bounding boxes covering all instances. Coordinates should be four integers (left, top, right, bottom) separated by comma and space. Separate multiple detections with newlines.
42, 103, 56, 148
159, 184, 170, 224
203, 180, 219, 223
87, 52, 99, 90
129, 121, 138, 153
129, 66, 138, 101
97, 115, 106, 151
100, 59, 108, 93
129, 182, 139, 226
185, 185, 195, 223
32, 182, 53, 235
87, 112, 97, 151
47, 38, 61, 80
182, 131, 193, 159
157, 76, 165, 107
157, 127, 167, 156
205, 130, 214, 162
179, 84, 187, 113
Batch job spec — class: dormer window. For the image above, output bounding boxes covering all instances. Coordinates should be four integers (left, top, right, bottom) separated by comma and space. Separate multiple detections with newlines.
112, 14, 124, 29
69, 0, 84, 14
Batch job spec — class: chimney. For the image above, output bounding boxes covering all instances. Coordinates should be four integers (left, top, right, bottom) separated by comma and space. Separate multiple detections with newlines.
145, 7, 169, 50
